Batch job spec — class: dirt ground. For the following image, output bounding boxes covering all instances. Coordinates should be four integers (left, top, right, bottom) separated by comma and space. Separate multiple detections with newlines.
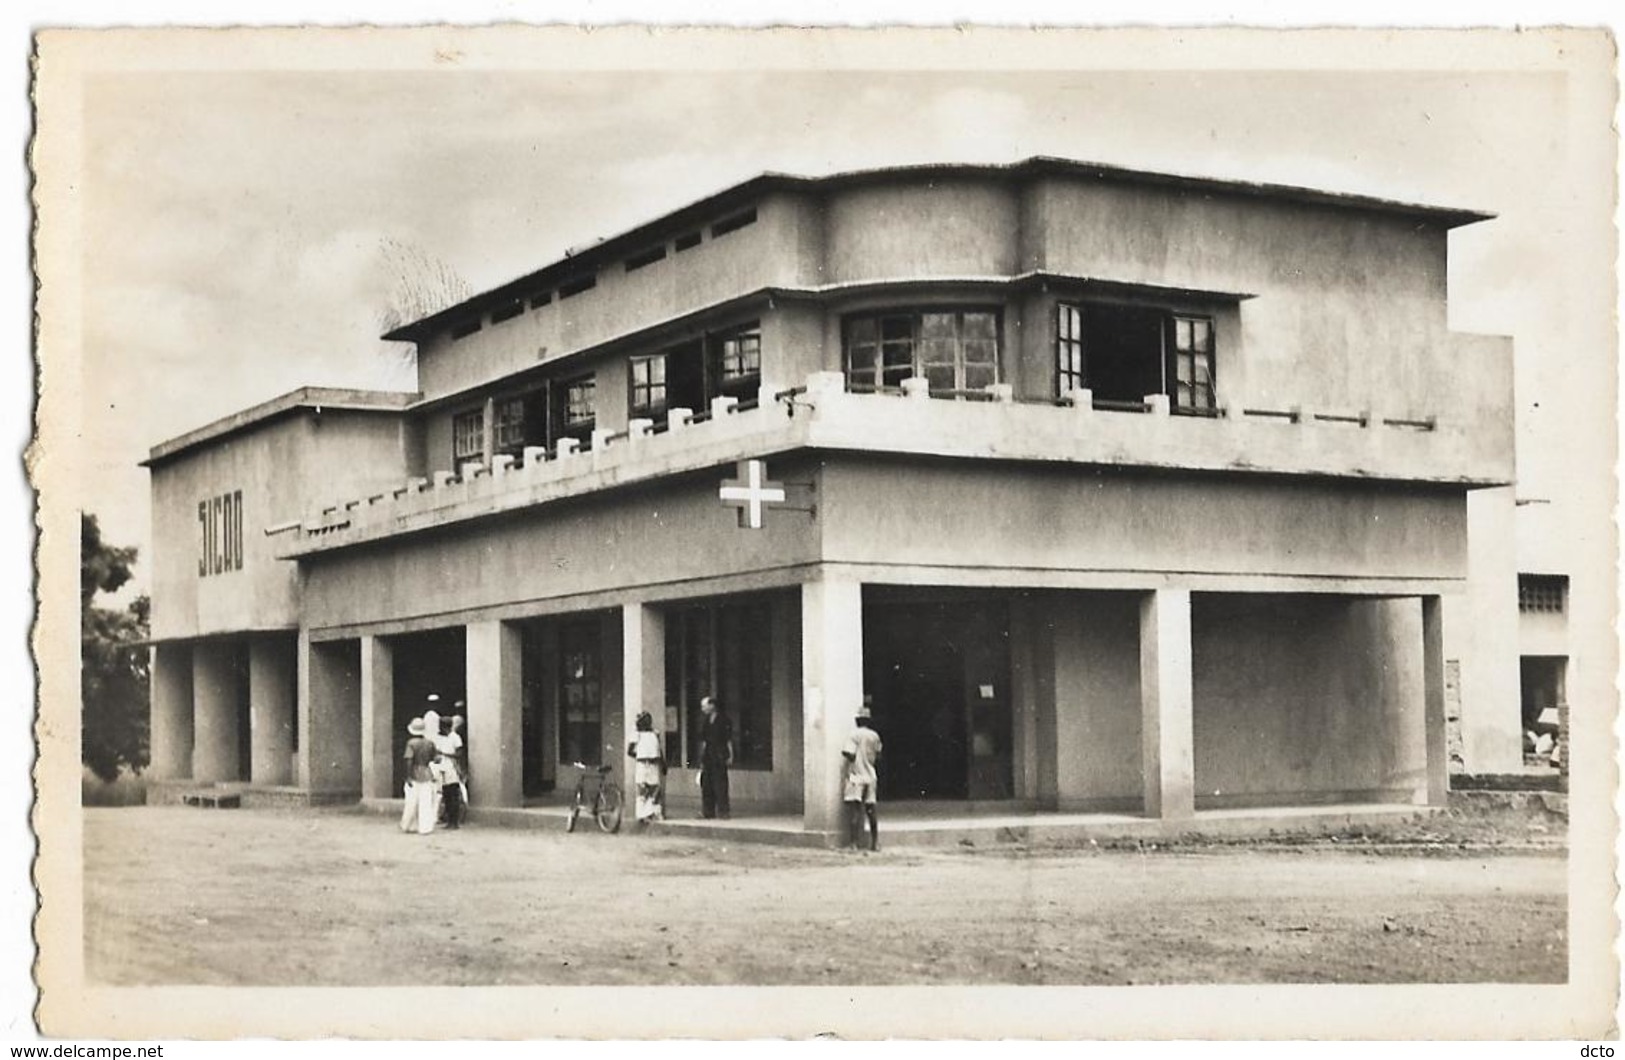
82, 805, 1566, 986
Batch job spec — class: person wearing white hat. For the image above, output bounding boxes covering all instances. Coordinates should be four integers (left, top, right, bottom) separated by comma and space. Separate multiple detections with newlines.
841, 698, 883, 851
400, 715, 438, 835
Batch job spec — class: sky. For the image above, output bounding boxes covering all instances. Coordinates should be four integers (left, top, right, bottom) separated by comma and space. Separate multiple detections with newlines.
61, 37, 1614, 599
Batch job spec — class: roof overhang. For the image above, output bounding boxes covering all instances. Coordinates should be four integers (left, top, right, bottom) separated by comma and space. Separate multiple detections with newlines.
143, 387, 418, 469
381, 157, 1492, 346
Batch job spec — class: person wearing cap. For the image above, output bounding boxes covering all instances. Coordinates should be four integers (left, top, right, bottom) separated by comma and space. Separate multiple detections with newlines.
841, 699, 883, 851
626, 710, 666, 826
400, 716, 438, 836
697, 695, 733, 820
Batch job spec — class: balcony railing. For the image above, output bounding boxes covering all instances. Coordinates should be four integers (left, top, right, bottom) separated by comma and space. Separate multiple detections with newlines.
271, 371, 1505, 558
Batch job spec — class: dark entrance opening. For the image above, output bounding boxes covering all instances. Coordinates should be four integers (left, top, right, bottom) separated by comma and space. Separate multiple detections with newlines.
389, 627, 466, 793
1519, 655, 1566, 762
863, 593, 1013, 801
1084, 303, 1165, 405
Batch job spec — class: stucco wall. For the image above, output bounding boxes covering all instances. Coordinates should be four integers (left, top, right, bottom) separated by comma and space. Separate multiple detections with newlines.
298, 456, 824, 633
149, 411, 411, 641
1448, 485, 1523, 770
413, 192, 819, 401
1190, 593, 1425, 802
821, 177, 1019, 282
1048, 592, 1144, 808
821, 460, 1468, 585
1032, 178, 1453, 417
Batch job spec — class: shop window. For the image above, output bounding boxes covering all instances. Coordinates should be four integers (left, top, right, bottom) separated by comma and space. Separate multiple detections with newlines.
665, 599, 773, 770
843, 309, 1000, 396
558, 622, 603, 766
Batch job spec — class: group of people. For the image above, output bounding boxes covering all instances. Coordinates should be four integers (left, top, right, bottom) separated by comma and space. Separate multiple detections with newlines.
627, 695, 736, 825
665, 693, 883, 851
400, 701, 468, 836
395, 691, 883, 850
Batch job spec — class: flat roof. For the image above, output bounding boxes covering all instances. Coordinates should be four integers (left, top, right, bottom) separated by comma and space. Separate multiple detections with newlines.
143, 386, 417, 468
383, 155, 1496, 344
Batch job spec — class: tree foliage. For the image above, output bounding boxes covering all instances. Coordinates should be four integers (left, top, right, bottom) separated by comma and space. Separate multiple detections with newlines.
81, 514, 150, 782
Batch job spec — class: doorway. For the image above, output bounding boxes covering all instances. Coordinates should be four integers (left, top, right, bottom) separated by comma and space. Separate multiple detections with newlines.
863, 595, 1013, 801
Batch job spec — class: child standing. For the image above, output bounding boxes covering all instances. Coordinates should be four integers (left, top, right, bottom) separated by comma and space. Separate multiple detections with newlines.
627, 710, 666, 826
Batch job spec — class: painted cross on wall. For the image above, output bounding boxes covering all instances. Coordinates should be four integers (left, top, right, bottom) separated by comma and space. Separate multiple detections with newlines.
719, 459, 787, 529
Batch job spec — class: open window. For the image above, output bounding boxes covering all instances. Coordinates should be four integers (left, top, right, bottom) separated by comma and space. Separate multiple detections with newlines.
1056, 302, 1216, 413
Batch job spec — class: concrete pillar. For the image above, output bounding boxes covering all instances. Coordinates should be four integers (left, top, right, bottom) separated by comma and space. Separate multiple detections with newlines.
248, 637, 296, 786
1451, 485, 1522, 771
1422, 595, 1449, 805
148, 642, 193, 780
801, 577, 864, 836
467, 621, 523, 808
1349, 597, 1428, 802
359, 635, 395, 799
621, 603, 666, 809
1139, 588, 1195, 819
192, 641, 240, 783
298, 633, 362, 794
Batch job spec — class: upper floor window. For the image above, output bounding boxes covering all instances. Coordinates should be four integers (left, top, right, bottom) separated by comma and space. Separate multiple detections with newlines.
452, 409, 484, 465
1057, 304, 1086, 396
1170, 315, 1216, 412
549, 373, 597, 445
1055, 302, 1216, 413
843, 309, 1000, 396
630, 355, 668, 418
493, 397, 526, 451
1518, 575, 1568, 614
713, 324, 761, 395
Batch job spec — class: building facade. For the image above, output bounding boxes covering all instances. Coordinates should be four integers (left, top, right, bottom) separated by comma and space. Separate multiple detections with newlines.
142, 157, 1515, 836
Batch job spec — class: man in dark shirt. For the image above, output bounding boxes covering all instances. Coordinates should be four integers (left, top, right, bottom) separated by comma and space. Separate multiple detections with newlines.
698, 696, 733, 820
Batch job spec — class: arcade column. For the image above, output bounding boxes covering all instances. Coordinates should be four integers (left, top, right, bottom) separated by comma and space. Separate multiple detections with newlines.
466, 620, 522, 808
1139, 588, 1195, 820
148, 642, 193, 781
1422, 595, 1449, 806
297, 632, 362, 795
191, 640, 240, 783
359, 635, 395, 800
801, 577, 863, 838
620, 602, 666, 812
248, 636, 296, 786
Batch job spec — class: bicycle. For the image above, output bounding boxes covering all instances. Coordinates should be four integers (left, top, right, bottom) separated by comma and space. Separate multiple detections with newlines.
565, 761, 623, 834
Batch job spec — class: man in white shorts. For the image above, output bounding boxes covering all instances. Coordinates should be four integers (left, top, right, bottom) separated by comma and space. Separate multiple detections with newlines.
841, 701, 883, 851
